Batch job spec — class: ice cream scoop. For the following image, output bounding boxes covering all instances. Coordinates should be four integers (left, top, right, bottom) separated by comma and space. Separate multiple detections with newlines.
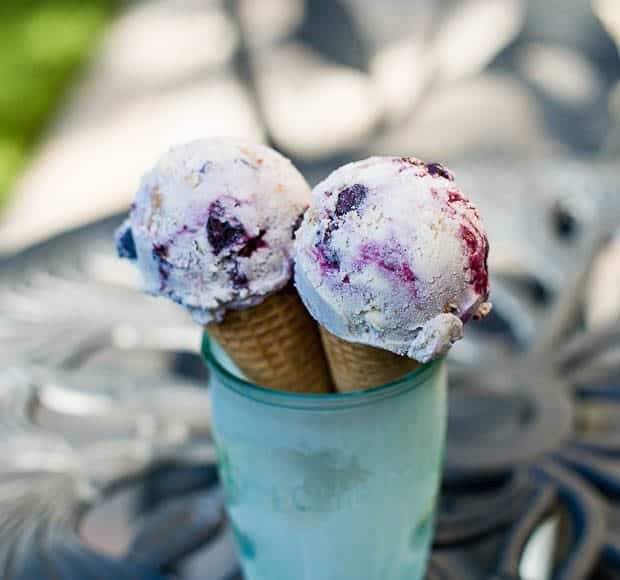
117, 138, 332, 392
295, 156, 491, 371
115, 138, 311, 324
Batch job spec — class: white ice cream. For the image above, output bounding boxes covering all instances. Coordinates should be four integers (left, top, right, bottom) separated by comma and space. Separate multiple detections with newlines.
295, 156, 491, 363
116, 138, 311, 323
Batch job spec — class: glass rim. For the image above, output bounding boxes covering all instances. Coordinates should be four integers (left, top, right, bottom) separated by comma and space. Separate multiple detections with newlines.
201, 331, 443, 408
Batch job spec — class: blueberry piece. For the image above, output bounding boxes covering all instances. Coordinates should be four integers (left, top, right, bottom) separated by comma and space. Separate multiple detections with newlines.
206, 200, 246, 254
322, 222, 336, 245
152, 244, 171, 291
315, 222, 341, 272
315, 242, 340, 272
335, 184, 368, 216
116, 226, 137, 260
230, 261, 249, 289
152, 243, 168, 259
426, 162, 454, 181
239, 229, 267, 258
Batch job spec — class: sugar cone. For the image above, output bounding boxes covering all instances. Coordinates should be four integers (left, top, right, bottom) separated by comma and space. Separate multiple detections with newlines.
320, 328, 419, 393
207, 285, 332, 393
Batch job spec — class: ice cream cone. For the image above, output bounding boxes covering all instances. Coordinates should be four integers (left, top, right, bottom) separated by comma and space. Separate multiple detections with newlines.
294, 156, 491, 391
320, 328, 419, 393
207, 285, 333, 393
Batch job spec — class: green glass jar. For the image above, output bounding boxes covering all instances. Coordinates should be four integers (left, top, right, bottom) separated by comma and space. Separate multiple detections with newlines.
202, 333, 447, 580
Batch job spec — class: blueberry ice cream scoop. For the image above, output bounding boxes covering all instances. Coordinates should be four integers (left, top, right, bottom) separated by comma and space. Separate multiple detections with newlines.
116, 138, 311, 323
294, 156, 491, 363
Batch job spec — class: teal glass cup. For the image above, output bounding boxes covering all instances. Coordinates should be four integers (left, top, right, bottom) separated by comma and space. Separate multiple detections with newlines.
202, 334, 447, 580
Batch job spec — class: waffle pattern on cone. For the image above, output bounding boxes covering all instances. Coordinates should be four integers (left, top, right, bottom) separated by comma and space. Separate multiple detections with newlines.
320, 328, 419, 393
208, 286, 332, 393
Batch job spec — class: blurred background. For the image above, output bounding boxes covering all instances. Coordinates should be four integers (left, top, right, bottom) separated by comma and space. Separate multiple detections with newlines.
1, 1, 620, 579
0, 0, 619, 251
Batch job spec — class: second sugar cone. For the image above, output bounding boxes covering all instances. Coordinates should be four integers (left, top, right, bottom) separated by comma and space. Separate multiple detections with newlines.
320, 328, 419, 393
207, 285, 332, 393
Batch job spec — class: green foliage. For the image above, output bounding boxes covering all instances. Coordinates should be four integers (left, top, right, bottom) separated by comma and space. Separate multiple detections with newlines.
0, 0, 117, 208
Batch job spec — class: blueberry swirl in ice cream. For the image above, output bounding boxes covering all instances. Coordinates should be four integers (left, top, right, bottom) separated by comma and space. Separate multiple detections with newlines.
294, 156, 491, 363
115, 138, 311, 323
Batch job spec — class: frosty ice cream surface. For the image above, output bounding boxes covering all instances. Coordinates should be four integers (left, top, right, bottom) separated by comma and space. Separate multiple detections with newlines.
117, 140, 491, 369
294, 156, 491, 364
116, 138, 311, 323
